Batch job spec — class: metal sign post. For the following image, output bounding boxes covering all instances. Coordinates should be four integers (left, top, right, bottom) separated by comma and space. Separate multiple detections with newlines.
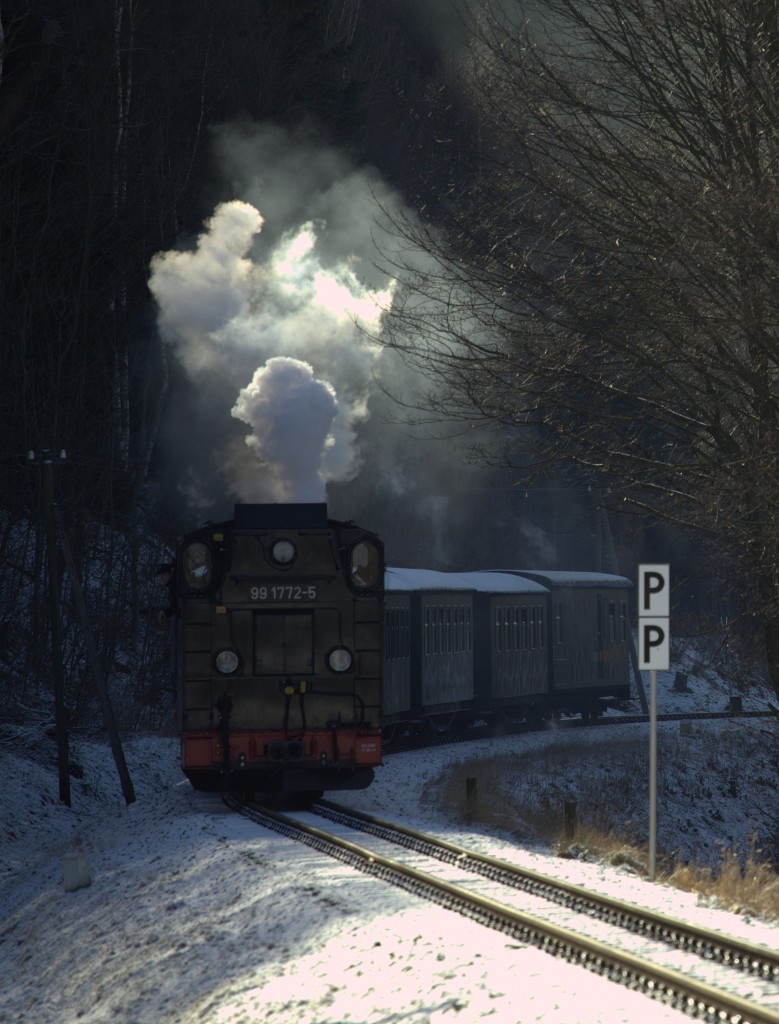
649, 667, 657, 880
638, 564, 670, 881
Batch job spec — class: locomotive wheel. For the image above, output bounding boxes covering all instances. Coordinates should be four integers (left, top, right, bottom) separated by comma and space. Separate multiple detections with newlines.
525, 705, 548, 728
488, 713, 510, 737
451, 712, 470, 735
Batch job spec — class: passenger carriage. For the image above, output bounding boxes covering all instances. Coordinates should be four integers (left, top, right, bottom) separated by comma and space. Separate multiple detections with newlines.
383, 568, 475, 733
488, 570, 633, 718
453, 571, 551, 724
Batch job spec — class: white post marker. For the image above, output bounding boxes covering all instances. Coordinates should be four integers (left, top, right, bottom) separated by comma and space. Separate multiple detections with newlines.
638, 564, 670, 882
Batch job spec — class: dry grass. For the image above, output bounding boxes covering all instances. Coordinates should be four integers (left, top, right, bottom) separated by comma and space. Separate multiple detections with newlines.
431, 746, 779, 923
666, 844, 779, 920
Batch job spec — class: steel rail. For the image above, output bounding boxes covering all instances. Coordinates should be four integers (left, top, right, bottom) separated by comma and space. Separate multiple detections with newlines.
313, 799, 779, 982
226, 795, 779, 1024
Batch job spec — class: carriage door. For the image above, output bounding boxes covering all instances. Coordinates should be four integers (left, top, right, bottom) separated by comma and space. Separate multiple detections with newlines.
596, 594, 605, 679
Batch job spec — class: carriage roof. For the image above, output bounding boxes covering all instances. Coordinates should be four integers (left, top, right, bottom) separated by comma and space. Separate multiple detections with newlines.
385, 567, 548, 594
484, 569, 633, 589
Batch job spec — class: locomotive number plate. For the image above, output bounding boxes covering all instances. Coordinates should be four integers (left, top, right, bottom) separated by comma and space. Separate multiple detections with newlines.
249, 585, 318, 602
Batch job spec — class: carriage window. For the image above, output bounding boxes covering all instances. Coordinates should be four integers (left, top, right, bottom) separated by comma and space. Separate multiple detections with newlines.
465, 607, 472, 652
530, 606, 537, 649
538, 606, 545, 649
609, 601, 616, 642
620, 601, 628, 642
495, 607, 502, 652
521, 607, 529, 650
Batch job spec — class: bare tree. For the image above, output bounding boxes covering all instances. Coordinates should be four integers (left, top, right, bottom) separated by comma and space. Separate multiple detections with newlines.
376, 0, 779, 697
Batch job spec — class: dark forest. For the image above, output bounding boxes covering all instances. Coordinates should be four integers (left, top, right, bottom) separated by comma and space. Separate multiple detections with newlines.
2, 0, 779, 728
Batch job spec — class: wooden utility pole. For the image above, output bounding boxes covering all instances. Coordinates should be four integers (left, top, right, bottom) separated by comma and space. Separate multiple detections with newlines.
28, 450, 137, 805
53, 507, 136, 804
30, 449, 70, 806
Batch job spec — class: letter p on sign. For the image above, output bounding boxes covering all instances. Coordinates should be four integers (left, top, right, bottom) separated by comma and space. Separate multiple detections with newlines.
638, 564, 670, 670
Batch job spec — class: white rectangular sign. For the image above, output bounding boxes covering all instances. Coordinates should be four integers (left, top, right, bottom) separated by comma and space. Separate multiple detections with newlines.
638, 563, 670, 671
638, 617, 670, 671
638, 564, 670, 617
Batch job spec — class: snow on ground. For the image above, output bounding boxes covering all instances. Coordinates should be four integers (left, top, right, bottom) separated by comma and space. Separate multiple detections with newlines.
0, 665, 778, 1024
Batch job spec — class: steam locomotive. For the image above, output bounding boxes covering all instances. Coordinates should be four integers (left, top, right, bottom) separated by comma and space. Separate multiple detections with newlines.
174, 503, 384, 795
173, 503, 632, 796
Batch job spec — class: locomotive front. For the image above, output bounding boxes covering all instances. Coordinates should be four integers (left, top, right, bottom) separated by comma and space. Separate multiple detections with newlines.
176, 503, 384, 795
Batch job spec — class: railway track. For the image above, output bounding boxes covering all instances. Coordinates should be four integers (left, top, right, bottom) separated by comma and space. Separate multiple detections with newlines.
225, 794, 779, 1024
382, 707, 777, 755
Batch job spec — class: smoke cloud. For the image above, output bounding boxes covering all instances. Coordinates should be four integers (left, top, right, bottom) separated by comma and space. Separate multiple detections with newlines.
149, 145, 396, 505
148, 121, 567, 570
150, 200, 264, 374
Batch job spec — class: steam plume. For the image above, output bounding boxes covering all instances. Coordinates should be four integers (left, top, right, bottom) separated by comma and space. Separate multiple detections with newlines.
149, 188, 395, 504
231, 356, 340, 503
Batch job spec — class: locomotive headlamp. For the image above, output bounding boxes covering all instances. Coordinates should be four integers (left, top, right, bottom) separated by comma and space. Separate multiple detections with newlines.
327, 646, 353, 673
182, 541, 213, 590
349, 540, 381, 591
214, 648, 240, 674
271, 538, 296, 566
